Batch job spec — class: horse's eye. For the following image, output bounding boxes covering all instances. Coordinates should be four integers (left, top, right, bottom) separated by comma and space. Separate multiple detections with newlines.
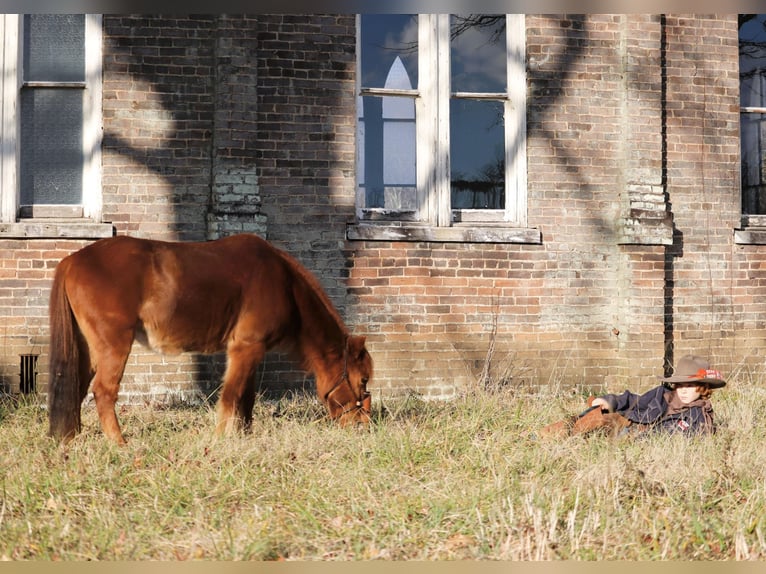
361, 377, 369, 386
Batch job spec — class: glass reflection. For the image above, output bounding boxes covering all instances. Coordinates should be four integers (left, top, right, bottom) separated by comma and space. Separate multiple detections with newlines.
450, 99, 504, 209
450, 15, 506, 93
359, 95, 417, 210
740, 14, 766, 214
360, 14, 418, 89
359, 15, 418, 211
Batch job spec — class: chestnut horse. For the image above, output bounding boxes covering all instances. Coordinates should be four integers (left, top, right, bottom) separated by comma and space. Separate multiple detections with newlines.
48, 234, 373, 444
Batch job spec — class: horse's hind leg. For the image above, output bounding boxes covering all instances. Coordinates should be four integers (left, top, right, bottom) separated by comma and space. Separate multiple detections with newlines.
216, 342, 264, 435
87, 334, 133, 445
77, 332, 94, 403
71, 333, 94, 433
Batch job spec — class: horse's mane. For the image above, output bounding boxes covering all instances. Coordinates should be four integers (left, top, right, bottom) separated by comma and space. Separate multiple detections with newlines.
274, 246, 348, 339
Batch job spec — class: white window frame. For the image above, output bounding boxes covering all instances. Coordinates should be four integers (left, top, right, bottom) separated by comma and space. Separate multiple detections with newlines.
349, 14, 540, 244
0, 14, 111, 238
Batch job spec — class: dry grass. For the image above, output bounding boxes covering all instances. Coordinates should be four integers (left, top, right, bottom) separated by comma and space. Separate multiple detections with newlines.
1, 378, 765, 560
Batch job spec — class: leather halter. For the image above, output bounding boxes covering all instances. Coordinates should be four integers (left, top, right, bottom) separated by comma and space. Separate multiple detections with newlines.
323, 339, 368, 415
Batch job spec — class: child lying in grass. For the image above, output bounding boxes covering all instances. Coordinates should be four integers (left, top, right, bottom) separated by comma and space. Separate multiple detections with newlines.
541, 355, 726, 437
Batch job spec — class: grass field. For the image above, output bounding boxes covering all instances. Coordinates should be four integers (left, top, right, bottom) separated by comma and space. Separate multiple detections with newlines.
1, 375, 765, 560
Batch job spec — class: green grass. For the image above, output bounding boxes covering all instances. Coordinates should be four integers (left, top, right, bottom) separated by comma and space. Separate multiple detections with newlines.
1, 381, 765, 560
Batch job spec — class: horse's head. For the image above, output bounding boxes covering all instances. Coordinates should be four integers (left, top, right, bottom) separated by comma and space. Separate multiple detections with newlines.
325, 335, 374, 427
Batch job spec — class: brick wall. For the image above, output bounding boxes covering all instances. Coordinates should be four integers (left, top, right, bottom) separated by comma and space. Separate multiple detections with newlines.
208, 15, 268, 240
663, 16, 746, 370
0, 240, 80, 394
254, 14, 359, 391
0, 14, 758, 405
345, 15, 672, 397
103, 15, 214, 241
343, 14, 745, 398
99, 14, 269, 402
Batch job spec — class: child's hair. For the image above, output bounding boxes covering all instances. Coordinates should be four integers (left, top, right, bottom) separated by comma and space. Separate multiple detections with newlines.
697, 385, 714, 399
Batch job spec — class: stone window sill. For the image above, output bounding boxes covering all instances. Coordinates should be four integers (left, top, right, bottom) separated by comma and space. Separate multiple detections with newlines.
735, 228, 766, 245
735, 215, 766, 244
0, 220, 114, 239
347, 222, 542, 244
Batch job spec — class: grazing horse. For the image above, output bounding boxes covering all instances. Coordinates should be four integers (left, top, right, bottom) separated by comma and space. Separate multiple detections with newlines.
47, 234, 373, 444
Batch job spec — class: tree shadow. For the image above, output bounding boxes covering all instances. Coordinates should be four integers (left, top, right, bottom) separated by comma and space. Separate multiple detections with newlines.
103, 15, 355, 407
103, 16, 233, 402
526, 15, 613, 236
102, 14, 681, 408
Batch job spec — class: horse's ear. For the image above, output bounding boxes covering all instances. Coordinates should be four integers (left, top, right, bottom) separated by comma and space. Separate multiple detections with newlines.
348, 335, 367, 359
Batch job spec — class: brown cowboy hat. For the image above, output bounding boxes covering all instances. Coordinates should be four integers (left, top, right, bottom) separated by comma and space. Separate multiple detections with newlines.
658, 354, 726, 388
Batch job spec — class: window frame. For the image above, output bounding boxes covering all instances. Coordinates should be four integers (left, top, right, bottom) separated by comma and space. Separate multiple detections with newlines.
348, 13, 540, 244
0, 13, 111, 239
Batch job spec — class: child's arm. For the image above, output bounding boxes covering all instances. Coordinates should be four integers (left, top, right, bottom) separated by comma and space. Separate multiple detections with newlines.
590, 397, 610, 410
591, 389, 644, 414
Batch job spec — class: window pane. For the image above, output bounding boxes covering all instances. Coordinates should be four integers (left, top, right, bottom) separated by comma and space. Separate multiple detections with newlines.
360, 14, 418, 89
20, 89, 83, 205
740, 14, 766, 108
450, 99, 504, 209
741, 113, 766, 214
358, 95, 417, 210
740, 15, 766, 213
23, 14, 85, 82
450, 15, 506, 93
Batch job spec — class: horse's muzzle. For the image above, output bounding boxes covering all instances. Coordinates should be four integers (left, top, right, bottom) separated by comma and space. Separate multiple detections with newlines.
361, 391, 372, 413
337, 392, 372, 427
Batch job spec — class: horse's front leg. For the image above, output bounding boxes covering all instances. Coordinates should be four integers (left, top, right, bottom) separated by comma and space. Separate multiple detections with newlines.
216, 342, 264, 436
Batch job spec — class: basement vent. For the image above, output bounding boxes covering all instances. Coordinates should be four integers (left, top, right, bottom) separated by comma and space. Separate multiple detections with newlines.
20, 354, 38, 394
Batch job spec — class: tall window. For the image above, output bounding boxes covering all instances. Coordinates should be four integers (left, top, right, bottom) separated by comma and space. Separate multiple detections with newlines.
740, 14, 766, 217
0, 14, 105, 233
353, 14, 536, 243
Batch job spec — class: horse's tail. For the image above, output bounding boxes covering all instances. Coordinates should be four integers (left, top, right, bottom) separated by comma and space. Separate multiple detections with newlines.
48, 262, 83, 442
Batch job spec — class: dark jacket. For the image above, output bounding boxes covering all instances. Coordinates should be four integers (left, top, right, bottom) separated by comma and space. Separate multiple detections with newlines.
598, 384, 716, 435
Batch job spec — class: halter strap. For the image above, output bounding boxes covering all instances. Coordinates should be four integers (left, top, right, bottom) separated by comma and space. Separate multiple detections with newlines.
323, 337, 366, 413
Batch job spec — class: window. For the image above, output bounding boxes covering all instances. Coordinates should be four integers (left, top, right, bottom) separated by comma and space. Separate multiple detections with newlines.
349, 14, 540, 243
740, 14, 766, 222
0, 14, 110, 238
